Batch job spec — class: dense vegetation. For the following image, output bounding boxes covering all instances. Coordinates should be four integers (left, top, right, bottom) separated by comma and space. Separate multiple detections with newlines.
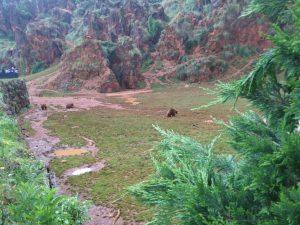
130, 0, 300, 224
0, 93, 90, 224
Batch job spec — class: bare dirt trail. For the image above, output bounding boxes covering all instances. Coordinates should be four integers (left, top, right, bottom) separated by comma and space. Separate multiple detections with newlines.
24, 105, 125, 225
24, 74, 146, 225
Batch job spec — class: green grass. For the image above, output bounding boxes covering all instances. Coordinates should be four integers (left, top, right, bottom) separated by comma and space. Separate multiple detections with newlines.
20, 64, 59, 82
45, 85, 250, 222
150, 82, 169, 91
38, 89, 75, 97
141, 58, 153, 73
20, 120, 36, 137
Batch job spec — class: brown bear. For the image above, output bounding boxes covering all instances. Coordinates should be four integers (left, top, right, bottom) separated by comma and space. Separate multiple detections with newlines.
41, 104, 47, 110
167, 108, 178, 117
66, 103, 74, 109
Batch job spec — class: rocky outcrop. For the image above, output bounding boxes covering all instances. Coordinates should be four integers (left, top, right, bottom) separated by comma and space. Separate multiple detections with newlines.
49, 37, 144, 92
110, 38, 143, 89
0, 0, 73, 71
0, 0, 273, 92
48, 40, 120, 93
157, 26, 185, 62
0, 79, 30, 115
21, 17, 70, 72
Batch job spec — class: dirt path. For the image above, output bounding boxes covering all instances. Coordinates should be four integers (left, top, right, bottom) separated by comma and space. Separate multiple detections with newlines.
24, 104, 126, 224
24, 75, 146, 224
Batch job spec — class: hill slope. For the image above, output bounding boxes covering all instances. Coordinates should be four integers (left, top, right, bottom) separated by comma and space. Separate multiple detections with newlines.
0, 0, 271, 92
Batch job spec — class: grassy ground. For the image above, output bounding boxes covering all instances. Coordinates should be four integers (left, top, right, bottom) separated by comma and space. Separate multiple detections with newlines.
45, 84, 249, 222
18, 116, 36, 137
38, 89, 75, 97
20, 64, 59, 82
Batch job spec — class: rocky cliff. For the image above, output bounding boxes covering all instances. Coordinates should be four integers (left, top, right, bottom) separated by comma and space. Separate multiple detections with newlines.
0, 0, 271, 92
0, 79, 30, 115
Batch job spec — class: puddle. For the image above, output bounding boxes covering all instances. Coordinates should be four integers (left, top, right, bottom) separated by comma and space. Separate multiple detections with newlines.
51, 149, 89, 157
63, 161, 106, 177
72, 168, 92, 176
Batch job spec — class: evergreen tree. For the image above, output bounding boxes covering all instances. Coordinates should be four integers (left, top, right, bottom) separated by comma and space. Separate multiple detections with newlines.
130, 0, 300, 224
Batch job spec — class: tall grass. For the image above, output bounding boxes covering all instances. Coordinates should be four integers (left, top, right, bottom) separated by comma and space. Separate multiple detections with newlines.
0, 105, 90, 224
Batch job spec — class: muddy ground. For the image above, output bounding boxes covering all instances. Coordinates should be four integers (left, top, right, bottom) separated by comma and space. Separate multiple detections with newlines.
24, 77, 147, 225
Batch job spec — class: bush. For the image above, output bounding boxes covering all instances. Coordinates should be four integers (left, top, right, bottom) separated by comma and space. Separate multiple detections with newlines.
224, 44, 258, 58
183, 28, 209, 51
147, 16, 163, 44
175, 58, 228, 81
141, 58, 153, 73
175, 64, 188, 81
222, 50, 234, 60
30, 61, 46, 74
10, 183, 89, 225
16, 0, 35, 20
184, 39, 198, 50
100, 41, 116, 59
0, 111, 90, 224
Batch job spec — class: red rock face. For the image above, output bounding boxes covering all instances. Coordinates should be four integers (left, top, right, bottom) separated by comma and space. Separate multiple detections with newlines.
48, 40, 120, 93
0, 0, 72, 70
157, 26, 185, 62
22, 19, 68, 71
0, 0, 274, 92
110, 39, 143, 89
234, 19, 273, 50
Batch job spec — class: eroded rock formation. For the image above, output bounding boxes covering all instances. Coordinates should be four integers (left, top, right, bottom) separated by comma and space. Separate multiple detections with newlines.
0, 0, 272, 92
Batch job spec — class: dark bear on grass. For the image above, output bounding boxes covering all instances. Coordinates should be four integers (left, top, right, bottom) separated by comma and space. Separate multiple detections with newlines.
41, 104, 47, 110
167, 108, 178, 117
66, 103, 74, 109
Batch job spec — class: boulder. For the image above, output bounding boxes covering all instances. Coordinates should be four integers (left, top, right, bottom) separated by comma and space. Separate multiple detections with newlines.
0, 79, 30, 115
48, 39, 120, 93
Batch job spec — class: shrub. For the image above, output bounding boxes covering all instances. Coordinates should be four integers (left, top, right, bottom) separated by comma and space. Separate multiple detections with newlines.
0, 38, 16, 60
0, 112, 90, 224
129, 46, 142, 58
223, 31, 231, 40
100, 41, 116, 59
179, 55, 189, 63
131, 0, 300, 224
9, 183, 90, 224
222, 50, 234, 60
141, 58, 153, 73
175, 64, 188, 81
184, 39, 198, 50
147, 16, 163, 44
183, 0, 196, 12
30, 61, 46, 74
183, 28, 209, 51
224, 44, 258, 58
16, 0, 35, 20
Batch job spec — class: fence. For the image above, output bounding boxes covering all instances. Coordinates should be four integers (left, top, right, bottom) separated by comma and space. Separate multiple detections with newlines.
0, 71, 19, 79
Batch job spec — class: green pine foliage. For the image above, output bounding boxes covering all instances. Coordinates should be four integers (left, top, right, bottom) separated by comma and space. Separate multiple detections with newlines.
130, 0, 300, 224
0, 108, 90, 224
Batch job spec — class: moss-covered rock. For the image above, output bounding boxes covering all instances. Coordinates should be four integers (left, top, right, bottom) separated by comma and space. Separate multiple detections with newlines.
0, 79, 30, 115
